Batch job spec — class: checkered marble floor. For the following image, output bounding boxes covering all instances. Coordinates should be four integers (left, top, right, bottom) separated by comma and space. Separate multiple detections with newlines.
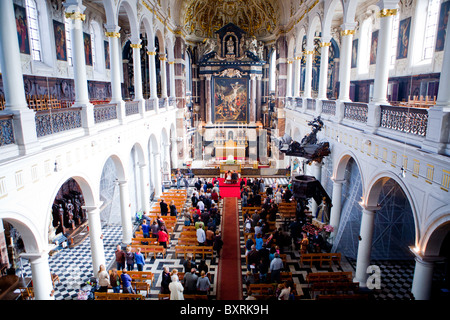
20, 186, 220, 300
19, 185, 417, 300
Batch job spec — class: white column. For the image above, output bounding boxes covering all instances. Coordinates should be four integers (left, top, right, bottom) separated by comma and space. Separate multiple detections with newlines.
152, 152, 163, 198
317, 39, 331, 100
205, 74, 213, 125
171, 137, 179, 169
130, 40, 144, 100
169, 60, 176, 99
159, 53, 168, 99
83, 205, 106, 277
354, 205, 379, 286
147, 49, 159, 113
21, 252, 54, 300
118, 180, 132, 244
411, 256, 435, 300
338, 24, 357, 102
310, 162, 322, 216
163, 142, 171, 177
139, 164, 151, 215
421, 13, 450, 156
371, 6, 397, 104
105, 26, 126, 123
0, 0, 40, 154
303, 48, 314, 99
329, 179, 345, 239
293, 56, 301, 98
286, 60, 293, 97
250, 74, 257, 124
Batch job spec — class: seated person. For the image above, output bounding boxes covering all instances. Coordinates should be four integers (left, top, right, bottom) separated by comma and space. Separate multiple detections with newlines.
231, 170, 238, 182
226, 170, 232, 183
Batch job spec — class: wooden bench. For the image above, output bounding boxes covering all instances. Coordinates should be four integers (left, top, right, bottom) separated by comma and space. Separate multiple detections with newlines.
130, 244, 166, 259
95, 292, 144, 300
310, 281, 360, 298
174, 246, 214, 259
131, 238, 159, 245
177, 238, 199, 246
158, 293, 208, 300
117, 270, 154, 286
316, 293, 368, 300
300, 252, 341, 268
306, 271, 353, 285
247, 284, 276, 296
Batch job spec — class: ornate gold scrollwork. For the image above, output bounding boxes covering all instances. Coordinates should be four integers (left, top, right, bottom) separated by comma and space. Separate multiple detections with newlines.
105, 32, 121, 38
378, 8, 398, 18
340, 29, 356, 37
130, 44, 142, 49
64, 11, 86, 21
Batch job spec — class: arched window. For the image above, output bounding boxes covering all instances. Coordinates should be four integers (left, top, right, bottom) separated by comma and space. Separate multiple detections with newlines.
422, 0, 440, 60
89, 24, 97, 69
25, 0, 41, 61
64, 17, 72, 66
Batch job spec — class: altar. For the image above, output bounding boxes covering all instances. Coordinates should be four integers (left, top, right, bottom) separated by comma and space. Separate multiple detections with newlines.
215, 139, 246, 162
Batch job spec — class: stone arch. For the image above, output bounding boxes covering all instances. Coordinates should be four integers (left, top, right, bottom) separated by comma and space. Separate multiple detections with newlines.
0, 211, 42, 254
332, 149, 365, 191
307, 12, 322, 49
420, 207, 450, 256
322, 0, 344, 40
116, 0, 139, 39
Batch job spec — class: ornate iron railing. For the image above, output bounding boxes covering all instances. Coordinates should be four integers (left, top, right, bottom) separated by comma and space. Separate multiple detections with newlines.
159, 98, 167, 109
0, 115, 15, 146
306, 98, 316, 111
380, 105, 428, 136
94, 103, 118, 123
35, 108, 82, 137
321, 100, 336, 115
125, 100, 139, 116
145, 99, 154, 112
344, 102, 368, 123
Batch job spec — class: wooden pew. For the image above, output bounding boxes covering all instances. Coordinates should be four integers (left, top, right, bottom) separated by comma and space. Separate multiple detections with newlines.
300, 252, 341, 268
248, 284, 276, 295
310, 281, 360, 298
306, 271, 353, 285
95, 292, 144, 300
158, 293, 208, 300
174, 246, 214, 260
130, 244, 166, 259
117, 270, 155, 287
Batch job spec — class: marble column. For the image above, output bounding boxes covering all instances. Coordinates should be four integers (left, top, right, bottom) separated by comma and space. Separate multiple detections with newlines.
20, 252, 54, 300
310, 162, 322, 216
411, 256, 435, 300
105, 26, 126, 123
139, 164, 151, 215
159, 53, 168, 99
0, 0, 40, 154
83, 205, 106, 277
130, 40, 145, 116
293, 56, 302, 98
250, 74, 257, 124
118, 180, 132, 244
152, 152, 162, 198
317, 39, 331, 100
205, 74, 213, 125
168, 60, 176, 100
329, 179, 345, 239
303, 47, 314, 99
338, 24, 357, 102
421, 12, 450, 156
286, 60, 293, 98
64, 5, 96, 134
171, 137, 179, 169
354, 205, 379, 287
147, 49, 159, 113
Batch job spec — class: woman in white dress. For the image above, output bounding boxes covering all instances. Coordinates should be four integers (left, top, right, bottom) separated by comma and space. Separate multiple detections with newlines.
169, 272, 184, 300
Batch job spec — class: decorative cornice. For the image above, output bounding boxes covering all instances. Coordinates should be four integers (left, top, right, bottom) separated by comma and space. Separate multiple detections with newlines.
303, 50, 314, 55
147, 51, 156, 55
319, 42, 331, 47
130, 44, 142, 49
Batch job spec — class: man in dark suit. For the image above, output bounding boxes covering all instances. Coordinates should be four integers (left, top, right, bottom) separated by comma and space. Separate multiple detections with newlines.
160, 199, 168, 216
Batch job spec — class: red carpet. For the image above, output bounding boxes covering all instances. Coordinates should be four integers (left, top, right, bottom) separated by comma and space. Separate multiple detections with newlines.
218, 178, 241, 198
217, 197, 242, 300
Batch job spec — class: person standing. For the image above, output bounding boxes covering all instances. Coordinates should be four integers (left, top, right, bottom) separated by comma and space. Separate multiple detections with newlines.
196, 225, 206, 246
269, 253, 284, 283
158, 227, 169, 249
97, 264, 110, 292
115, 245, 126, 270
169, 200, 178, 217
160, 267, 171, 294
183, 268, 198, 294
169, 273, 184, 300
109, 268, 121, 293
160, 199, 169, 216
196, 271, 211, 295
120, 270, 134, 294
134, 248, 145, 271
125, 245, 135, 271
140, 219, 150, 238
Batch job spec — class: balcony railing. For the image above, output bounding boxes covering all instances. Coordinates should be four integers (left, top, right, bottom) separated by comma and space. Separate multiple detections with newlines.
0, 115, 15, 146
94, 103, 118, 124
306, 98, 316, 111
321, 100, 336, 116
380, 105, 428, 137
343, 102, 368, 123
125, 100, 139, 116
35, 107, 82, 137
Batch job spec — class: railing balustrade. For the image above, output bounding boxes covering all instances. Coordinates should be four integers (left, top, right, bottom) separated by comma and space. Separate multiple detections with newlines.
125, 100, 140, 116
94, 103, 118, 124
321, 100, 336, 116
306, 98, 316, 111
0, 115, 15, 146
35, 107, 82, 137
343, 102, 368, 123
380, 105, 428, 137
145, 99, 155, 112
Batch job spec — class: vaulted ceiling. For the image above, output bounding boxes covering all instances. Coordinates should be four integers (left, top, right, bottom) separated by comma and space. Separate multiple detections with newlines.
172, 0, 291, 41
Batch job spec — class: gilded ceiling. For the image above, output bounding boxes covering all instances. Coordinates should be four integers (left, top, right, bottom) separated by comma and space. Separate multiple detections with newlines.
182, 0, 280, 39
